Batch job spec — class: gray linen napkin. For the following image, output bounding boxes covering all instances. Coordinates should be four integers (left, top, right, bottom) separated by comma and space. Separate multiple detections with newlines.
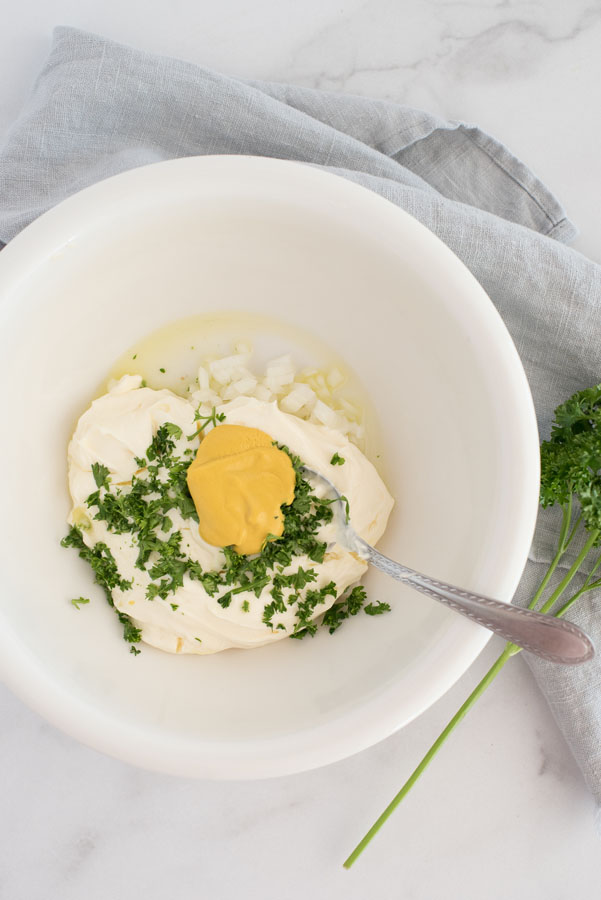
1, 27, 600, 820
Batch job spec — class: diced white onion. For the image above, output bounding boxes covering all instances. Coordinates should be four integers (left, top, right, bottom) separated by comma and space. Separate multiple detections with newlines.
253, 384, 274, 402
327, 367, 346, 389
280, 384, 317, 414
223, 375, 259, 400
196, 366, 210, 391
209, 353, 252, 385
310, 399, 343, 430
185, 348, 363, 447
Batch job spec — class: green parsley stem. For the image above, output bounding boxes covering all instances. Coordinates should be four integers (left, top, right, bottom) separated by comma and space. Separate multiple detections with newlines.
563, 511, 583, 553
553, 541, 601, 619
537, 529, 598, 616
555, 583, 596, 619
507, 532, 600, 654
230, 577, 270, 595
525, 498, 573, 613
558, 494, 574, 551
343, 643, 514, 869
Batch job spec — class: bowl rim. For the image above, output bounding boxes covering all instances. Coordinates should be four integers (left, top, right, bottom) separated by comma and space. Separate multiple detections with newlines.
0, 155, 540, 778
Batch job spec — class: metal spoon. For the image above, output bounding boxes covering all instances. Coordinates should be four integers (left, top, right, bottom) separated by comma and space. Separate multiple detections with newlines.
302, 467, 594, 665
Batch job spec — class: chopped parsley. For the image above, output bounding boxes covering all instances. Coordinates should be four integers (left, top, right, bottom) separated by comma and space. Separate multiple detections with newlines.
91, 462, 110, 489
322, 585, 369, 633
71, 596, 90, 609
289, 581, 337, 638
330, 452, 345, 466
364, 601, 391, 616
61, 526, 138, 647
146, 423, 179, 461
62, 418, 390, 650
119, 613, 142, 645
164, 423, 183, 440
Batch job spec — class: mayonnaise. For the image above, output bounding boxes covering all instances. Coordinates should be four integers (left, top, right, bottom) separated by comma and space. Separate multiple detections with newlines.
66, 376, 394, 655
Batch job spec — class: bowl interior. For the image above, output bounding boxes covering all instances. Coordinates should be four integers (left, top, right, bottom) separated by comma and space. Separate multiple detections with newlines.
0, 157, 538, 777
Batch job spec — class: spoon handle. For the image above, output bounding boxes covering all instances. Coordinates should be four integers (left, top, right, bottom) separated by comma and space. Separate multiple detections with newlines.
359, 543, 594, 665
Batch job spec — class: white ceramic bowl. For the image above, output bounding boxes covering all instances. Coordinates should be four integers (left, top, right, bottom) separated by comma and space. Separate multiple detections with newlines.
0, 156, 539, 778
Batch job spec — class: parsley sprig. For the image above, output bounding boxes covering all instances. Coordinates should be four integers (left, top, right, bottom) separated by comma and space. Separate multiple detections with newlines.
344, 384, 601, 868
187, 406, 226, 441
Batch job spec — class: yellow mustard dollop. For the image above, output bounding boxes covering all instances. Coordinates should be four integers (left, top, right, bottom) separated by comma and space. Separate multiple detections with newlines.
186, 424, 296, 555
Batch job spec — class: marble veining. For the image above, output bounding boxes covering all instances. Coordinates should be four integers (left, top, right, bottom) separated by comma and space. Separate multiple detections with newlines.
269, 0, 601, 97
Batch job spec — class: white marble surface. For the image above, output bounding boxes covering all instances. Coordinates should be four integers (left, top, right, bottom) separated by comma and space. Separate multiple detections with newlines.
2, 2, 601, 897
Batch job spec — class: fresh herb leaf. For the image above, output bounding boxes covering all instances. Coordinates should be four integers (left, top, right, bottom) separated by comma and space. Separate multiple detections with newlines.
364, 601, 391, 616
61, 527, 133, 597
71, 596, 90, 609
290, 580, 337, 638
147, 424, 178, 461
187, 406, 226, 440
330, 452, 345, 466
217, 591, 232, 609
61, 526, 138, 648
322, 585, 367, 633
91, 462, 110, 489
164, 423, 182, 440
120, 614, 142, 645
